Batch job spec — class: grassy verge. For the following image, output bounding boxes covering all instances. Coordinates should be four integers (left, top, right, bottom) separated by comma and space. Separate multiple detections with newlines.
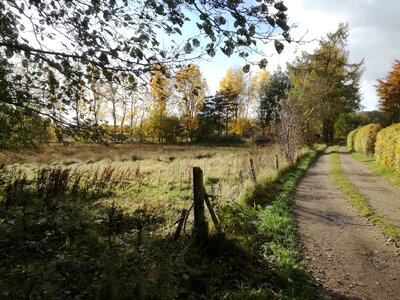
329, 145, 400, 241
243, 144, 326, 299
345, 146, 400, 187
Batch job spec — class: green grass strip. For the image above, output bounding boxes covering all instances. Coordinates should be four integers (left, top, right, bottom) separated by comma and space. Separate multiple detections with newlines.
329, 145, 400, 241
345, 146, 400, 188
256, 144, 327, 299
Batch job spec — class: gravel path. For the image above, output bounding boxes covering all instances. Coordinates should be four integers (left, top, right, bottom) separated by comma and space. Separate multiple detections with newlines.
339, 147, 400, 226
294, 149, 400, 299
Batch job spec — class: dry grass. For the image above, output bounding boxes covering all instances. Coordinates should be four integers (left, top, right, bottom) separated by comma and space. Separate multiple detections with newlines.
1, 143, 305, 230
0, 143, 314, 299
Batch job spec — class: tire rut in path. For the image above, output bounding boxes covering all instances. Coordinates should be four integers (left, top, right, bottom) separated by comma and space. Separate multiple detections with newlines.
294, 149, 400, 300
339, 147, 400, 226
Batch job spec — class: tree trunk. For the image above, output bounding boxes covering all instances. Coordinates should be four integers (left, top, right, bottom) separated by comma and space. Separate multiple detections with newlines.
322, 118, 335, 144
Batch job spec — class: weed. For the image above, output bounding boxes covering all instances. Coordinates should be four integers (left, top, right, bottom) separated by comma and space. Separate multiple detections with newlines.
131, 154, 143, 161
206, 176, 220, 185
36, 167, 70, 200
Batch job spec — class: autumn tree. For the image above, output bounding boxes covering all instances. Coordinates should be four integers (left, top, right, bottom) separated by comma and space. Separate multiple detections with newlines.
249, 69, 270, 116
220, 68, 245, 120
376, 60, 400, 123
288, 23, 363, 144
0, 0, 292, 144
175, 64, 207, 141
148, 65, 172, 143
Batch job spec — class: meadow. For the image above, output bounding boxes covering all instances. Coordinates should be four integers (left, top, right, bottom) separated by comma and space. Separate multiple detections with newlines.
0, 143, 310, 299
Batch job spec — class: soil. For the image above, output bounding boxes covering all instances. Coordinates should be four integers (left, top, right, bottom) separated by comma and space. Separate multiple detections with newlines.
294, 148, 400, 299
339, 147, 400, 226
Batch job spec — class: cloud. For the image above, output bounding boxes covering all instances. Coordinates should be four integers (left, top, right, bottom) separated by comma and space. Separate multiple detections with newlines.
272, 0, 400, 110
201, 0, 400, 111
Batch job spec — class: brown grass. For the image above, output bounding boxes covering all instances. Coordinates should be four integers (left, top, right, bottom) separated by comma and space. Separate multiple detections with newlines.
1, 143, 306, 230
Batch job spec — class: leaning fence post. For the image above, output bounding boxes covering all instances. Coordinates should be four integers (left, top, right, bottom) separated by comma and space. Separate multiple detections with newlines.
249, 158, 256, 183
173, 209, 187, 240
193, 167, 208, 245
203, 190, 221, 233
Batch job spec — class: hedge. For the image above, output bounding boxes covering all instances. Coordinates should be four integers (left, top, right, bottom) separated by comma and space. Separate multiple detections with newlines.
375, 123, 400, 170
353, 123, 382, 155
347, 128, 359, 150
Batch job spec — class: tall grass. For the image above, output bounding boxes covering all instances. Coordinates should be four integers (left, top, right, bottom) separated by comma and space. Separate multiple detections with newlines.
0, 143, 318, 298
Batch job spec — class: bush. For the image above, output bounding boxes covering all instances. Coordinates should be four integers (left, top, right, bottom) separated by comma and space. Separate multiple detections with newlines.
347, 128, 359, 150
353, 123, 382, 155
375, 123, 400, 170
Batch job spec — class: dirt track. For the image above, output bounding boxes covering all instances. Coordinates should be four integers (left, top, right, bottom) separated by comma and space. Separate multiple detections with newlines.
294, 149, 400, 299
339, 147, 400, 226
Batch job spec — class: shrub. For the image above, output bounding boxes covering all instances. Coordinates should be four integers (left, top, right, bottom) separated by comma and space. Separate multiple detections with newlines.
375, 123, 400, 170
347, 128, 359, 150
353, 123, 382, 155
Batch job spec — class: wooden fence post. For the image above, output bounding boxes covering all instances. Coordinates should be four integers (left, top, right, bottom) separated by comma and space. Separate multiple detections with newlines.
249, 158, 256, 183
193, 167, 208, 245
275, 154, 279, 171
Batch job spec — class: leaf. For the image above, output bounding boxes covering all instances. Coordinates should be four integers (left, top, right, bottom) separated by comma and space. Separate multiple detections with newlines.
259, 58, 268, 69
174, 27, 182, 35
274, 40, 284, 54
274, 2, 288, 11
242, 64, 250, 73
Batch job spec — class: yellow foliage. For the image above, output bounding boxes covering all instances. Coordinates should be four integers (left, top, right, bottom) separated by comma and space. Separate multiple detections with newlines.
353, 123, 382, 155
346, 128, 359, 150
219, 67, 245, 95
231, 118, 253, 136
150, 65, 171, 115
175, 64, 206, 137
375, 123, 400, 170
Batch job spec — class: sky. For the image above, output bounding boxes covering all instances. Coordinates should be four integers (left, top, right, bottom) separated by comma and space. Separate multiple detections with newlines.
200, 0, 400, 111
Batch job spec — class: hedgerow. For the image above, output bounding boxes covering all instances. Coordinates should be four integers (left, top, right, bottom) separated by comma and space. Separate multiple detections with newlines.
353, 123, 382, 155
347, 128, 359, 150
375, 123, 400, 170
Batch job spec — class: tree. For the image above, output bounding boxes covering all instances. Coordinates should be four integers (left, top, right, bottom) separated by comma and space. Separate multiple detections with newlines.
220, 68, 245, 124
175, 64, 207, 141
278, 95, 303, 162
1, 0, 292, 141
148, 65, 172, 143
196, 89, 238, 140
288, 23, 363, 144
376, 60, 400, 123
248, 69, 269, 117
258, 67, 289, 136
0, 57, 51, 149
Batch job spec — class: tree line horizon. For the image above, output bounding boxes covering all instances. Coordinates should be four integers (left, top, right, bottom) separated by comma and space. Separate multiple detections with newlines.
1, 1, 398, 155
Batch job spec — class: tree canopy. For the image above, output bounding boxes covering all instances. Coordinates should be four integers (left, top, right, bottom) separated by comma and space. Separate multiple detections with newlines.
0, 0, 293, 146
377, 60, 400, 123
288, 23, 363, 144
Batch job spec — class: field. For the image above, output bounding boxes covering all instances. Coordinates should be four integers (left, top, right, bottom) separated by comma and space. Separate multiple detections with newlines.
0, 143, 308, 299
1, 143, 291, 223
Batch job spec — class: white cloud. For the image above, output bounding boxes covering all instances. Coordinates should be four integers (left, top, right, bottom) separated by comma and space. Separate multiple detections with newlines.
202, 0, 400, 111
